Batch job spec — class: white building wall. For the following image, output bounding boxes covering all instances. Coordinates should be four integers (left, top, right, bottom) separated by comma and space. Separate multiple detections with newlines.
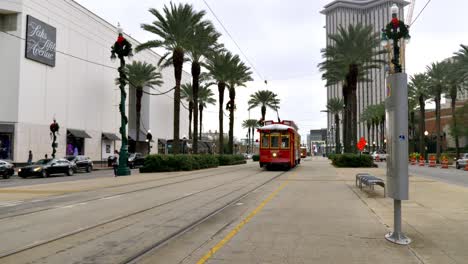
0, 0, 190, 162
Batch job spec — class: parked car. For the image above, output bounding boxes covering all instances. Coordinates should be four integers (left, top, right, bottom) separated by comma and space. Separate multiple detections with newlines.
18, 159, 74, 178
371, 150, 387, 161
128, 153, 145, 168
0, 160, 14, 179
66, 155, 93, 173
242, 153, 253, 159
456, 153, 468, 169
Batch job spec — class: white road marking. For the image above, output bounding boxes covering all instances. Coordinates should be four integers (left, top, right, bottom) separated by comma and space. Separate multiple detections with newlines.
235, 202, 244, 206
60, 202, 87, 209
100, 195, 122, 200
0, 201, 24, 207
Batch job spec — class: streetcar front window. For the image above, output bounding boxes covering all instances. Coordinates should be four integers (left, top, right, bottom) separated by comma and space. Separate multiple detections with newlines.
270, 134, 279, 148
281, 135, 290, 148
261, 134, 269, 148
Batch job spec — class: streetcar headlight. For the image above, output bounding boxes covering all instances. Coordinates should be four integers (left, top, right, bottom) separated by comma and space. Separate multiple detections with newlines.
272, 153, 277, 158
18, 169, 22, 172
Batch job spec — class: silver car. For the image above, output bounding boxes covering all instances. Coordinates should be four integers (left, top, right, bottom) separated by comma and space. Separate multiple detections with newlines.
456, 153, 468, 170
0, 160, 15, 179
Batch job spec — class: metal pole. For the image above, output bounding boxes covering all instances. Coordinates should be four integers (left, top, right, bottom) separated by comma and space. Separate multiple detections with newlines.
385, 199, 411, 244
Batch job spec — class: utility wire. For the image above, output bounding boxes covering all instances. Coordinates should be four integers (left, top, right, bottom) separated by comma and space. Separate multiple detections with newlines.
410, 0, 432, 26
202, 0, 265, 83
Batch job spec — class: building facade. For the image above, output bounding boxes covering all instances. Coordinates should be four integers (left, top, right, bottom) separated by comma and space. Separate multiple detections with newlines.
309, 129, 327, 155
0, 0, 190, 163
321, 0, 408, 149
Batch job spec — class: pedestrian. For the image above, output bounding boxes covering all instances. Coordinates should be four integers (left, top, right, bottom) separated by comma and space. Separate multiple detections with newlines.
112, 150, 119, 177
27, 150, 33, 165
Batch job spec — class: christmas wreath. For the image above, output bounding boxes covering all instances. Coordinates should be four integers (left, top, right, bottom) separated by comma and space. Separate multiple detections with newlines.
50, 120, 60, 133
111, 34, 132, 57
384, 18, 410, 40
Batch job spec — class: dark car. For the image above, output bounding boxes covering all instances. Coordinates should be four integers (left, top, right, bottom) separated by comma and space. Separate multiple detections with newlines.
66, 155, 93, 173
18, 159, 74, 178
128, 153, 145, 168
0, 160, 14, 179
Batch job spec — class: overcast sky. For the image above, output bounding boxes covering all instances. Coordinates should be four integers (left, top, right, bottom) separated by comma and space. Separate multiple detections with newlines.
75, 0, 468, 142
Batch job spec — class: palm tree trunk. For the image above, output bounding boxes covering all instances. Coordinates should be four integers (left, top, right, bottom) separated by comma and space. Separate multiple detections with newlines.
372, 122, 376, 152
218, 82, 226, 154
418, 95, 426, 158
172, 48, 184, 154
261, 105, 266, 122
435, 94, 441, 161
334, 114, 340, 153
247, 127, 251, 153
349, 64, 359, 153
188, 101, 193, 140
192, 62, 200, 154
228, 87, 236, 154
366, 122, 371, 152
451, 94, 460, 158
136, 88, 143, 146
343, 86, 350, 153
199, 104, 203, 140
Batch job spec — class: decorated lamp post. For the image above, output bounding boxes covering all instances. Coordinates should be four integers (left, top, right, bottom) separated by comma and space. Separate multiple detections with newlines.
381, 4, 411, 73
111, 23, 132, 176
382, 4, 411, 246
50, 119, 59, 158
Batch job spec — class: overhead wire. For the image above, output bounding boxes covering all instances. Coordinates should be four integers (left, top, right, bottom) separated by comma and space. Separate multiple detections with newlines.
410, 0, 432, 26
202, 0, 265, 83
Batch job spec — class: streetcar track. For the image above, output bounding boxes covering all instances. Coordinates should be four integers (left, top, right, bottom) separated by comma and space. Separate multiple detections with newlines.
0, 168, 277, 259
122, 169, 291, 264
0, 165, 257, 220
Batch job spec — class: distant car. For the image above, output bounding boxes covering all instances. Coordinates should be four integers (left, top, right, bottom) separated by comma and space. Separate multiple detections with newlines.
65, 155, 93, 173
0, 160, 14, 179
371, 151, 387, 161
456, 153, 468, 169
18, 159, 74, 178
128, 153, 145, 168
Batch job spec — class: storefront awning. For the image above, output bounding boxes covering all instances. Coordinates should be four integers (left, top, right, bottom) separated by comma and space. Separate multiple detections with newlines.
102, 132, 120, 141
67, 129, 92, 138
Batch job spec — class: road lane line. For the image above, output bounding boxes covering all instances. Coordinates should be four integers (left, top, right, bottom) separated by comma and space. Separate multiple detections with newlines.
196, 174, 293, 264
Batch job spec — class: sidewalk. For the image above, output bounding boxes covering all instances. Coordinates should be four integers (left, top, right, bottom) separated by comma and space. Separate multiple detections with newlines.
190, 158, 468, 264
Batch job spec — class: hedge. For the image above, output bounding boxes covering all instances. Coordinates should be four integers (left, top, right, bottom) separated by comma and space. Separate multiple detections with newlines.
252, 154, 260, 161
331, 154, 374, 168
215, 154, 246, 166
140, 154, 245, 173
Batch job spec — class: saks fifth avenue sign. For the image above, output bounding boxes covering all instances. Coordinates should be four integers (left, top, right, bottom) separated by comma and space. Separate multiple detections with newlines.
26, 15, 56, 67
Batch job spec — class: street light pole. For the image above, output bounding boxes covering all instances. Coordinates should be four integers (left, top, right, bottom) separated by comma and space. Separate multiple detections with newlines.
381, 4, 411, 245
111, 23, 133, 176
146, 130, 153, 155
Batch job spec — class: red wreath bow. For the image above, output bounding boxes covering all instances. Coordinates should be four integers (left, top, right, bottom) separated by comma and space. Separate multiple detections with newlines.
391, 17, 399, 28
117, 35, 125, 45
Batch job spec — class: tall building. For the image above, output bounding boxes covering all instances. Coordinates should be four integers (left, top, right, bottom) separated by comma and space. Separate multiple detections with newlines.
0, 0, 190, 162
321, 0, 409, 148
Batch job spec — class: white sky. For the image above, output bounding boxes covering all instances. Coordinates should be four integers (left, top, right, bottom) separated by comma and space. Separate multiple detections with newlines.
75, 0, 468, 143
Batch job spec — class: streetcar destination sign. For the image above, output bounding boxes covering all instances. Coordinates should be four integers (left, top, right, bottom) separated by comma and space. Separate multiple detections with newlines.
25, 15, 56, 67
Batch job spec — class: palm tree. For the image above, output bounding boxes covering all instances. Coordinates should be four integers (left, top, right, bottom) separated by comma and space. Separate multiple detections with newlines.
408, 73, 429, 156
181, 83, 194, 139
455, 44, 468, 80
427, 61, 449, 161
319, 23, 385, 153
186, 22, 221, 153
445, 60, 467, 158
227, 61, 253, 154
242, 119, 259, 154
136, 3, 208, 154
205, 51, 240, 154
247, 90, 280, 123
124, 61, 163, 145
326, 98, 344, 153
361, 106, 372, 152
198, 85, 216, 140
374, 103, 386, 149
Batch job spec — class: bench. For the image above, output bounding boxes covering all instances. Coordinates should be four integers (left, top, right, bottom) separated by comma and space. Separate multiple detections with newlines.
355, 173, 386, 197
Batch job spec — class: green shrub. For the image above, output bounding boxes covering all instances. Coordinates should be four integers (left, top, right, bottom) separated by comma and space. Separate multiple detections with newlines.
140, 154, 219, 173
252, 154, 260, 161
331, 154, 374, 168
328, 154, 336, 160
216, 154, 246, 166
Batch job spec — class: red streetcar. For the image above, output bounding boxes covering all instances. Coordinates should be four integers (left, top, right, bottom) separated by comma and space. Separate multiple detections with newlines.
257, 120, 301, 170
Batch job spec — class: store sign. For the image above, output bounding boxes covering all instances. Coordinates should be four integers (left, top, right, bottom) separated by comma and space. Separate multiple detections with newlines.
25, 15, 56, 67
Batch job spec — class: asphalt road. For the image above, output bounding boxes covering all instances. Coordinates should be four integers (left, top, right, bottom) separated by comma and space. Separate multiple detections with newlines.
378, 162, 468, 187
0, 167, 139, 188
0, 162, 289, 264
